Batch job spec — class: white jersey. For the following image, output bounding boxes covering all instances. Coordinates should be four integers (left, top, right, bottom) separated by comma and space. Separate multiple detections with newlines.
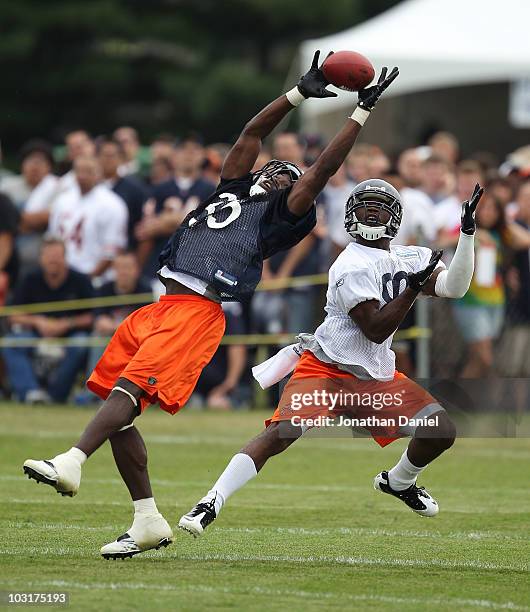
49, 183, 128, 279
314, 241, 438, 381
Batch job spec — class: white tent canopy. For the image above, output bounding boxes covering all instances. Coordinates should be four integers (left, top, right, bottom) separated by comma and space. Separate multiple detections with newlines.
299, 0, 530, 119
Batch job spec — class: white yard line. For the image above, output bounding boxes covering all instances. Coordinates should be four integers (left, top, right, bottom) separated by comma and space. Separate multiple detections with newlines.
3, 521, 529, 543
0, 548, 527, 573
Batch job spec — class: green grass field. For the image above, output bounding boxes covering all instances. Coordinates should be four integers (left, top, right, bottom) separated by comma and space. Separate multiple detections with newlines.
0, 403, 529, 611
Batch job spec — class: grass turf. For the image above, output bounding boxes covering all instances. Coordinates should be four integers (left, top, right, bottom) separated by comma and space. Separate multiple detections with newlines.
0, 403, 529, 611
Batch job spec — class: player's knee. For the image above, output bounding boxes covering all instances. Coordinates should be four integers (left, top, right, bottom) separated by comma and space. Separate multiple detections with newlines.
432, 412, 456, 450
264, 422, 299, 454
415, 410, 456, 451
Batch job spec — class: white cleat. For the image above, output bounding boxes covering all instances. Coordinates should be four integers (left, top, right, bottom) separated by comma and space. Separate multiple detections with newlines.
373, 470, 439, 517
178, 499, 217, 538
101, 514, 173, 560
23, 454, 81, 497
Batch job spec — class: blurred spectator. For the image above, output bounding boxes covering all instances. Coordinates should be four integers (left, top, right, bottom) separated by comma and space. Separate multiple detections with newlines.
428, 131, 460, 164
368, 146, 391, 178
194, 302, 247, 409
135, 133, 215, 277
323, 163, 355, 259
150, 156, 173, 186
49, 155, 128, 282
436, 160, 484, 250
499, 184, 530, 376
272, 132, 305, 167
0, 140, 55, 210
113, 126, 150, 178
395, 148, 435, 246
203, 144, 230, 185
453, 194, 530, 378
263, 131, 321, 333
346, 144, 374, 183
304, 134, 325, 166
76, 251, 152, 405
0, 193, 20, 303
506, 180, 530, 221
420, 154, 454, 205
97, 138, 149, 252
14, 140, 59, 275
2, 237, 93, 403
149, 134, 175, 185
487, 177, 514, 211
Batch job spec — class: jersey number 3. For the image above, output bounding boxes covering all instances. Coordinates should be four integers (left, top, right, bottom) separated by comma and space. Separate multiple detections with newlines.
381, 271, 409, 304
189, 193, 242, 229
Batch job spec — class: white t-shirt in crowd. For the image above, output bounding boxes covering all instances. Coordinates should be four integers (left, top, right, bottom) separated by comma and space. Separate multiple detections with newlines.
323, 180, 356, 248
49, 183, 128, 279
24, 174, 59, 213
394, 187, 435, 246
434, 194, 461, 234
314, 241, 442, 380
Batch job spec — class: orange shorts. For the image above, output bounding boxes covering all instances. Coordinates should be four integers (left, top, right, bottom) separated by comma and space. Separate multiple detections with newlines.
267, 351, 440, 447
87, 294, 225, 414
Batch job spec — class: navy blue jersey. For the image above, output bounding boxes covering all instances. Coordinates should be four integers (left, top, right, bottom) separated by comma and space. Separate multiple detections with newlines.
144, 176, 216, 277
158, 174, 316, 301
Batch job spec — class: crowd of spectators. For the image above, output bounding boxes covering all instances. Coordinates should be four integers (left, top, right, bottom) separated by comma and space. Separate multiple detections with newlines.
1, 125, 530, 407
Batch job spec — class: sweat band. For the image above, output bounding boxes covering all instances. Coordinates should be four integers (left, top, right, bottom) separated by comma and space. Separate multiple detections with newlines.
434, 231, 475, 298
350, 106, 371, 126
285, 87, 306, 107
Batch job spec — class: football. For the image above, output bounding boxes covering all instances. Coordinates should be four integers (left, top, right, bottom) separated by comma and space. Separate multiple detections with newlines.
322, 50, 375, 92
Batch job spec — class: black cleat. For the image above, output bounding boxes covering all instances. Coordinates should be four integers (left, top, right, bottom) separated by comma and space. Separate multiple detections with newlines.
374, 470, 439, 517
178, 499, 217, 538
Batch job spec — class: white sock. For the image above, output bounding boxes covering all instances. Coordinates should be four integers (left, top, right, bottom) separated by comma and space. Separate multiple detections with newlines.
388, 449, 426, 491
61, 447, 87, 465
200, 453, 257, 515
133, 497, 158, 516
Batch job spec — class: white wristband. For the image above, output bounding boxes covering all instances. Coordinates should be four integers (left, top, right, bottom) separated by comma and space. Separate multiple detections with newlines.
285, 87, 305, 107
350, 106, 371, 126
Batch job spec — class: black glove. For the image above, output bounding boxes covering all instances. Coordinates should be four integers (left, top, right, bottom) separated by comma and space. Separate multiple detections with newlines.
296, 50, 338, 99
461, 183, 484, 235
358, 66, 399, 111
407, 250, 443, 292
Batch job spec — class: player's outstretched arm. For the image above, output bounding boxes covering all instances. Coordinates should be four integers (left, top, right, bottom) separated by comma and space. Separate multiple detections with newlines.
287, 66, 399, 216
423, 184, 484, 298
221, 51, 337, 181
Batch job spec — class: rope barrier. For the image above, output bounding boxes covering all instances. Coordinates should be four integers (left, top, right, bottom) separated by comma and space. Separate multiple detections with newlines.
0, 327, 430, 348
0, 273, 330, 317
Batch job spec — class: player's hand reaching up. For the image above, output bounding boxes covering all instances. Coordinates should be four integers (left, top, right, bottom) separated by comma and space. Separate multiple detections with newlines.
297, 50, 338, 99
407, 250, 443, 292
358, 66, 399, 111
461, 183, 485, 235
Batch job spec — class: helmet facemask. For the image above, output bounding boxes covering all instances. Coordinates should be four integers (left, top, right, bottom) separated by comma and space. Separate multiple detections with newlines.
250, 159, 303, 196
345, 184, 402, 241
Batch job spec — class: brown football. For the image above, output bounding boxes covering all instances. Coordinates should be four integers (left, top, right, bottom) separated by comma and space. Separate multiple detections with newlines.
322, 50, 375, 92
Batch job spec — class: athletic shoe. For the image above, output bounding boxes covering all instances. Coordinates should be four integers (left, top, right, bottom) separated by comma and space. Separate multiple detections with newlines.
373, 470, 439, 517
178, 499, 217, 537
23, 453, 81, 497
101, 514, 173, 560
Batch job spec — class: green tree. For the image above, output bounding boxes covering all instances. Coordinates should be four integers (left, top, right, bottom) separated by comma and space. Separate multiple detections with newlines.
0, 0, 400, 158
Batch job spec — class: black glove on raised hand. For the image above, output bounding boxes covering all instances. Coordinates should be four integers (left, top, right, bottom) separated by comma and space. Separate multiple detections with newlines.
358, 66, 399, 111
461, 183, 485, 235
296, 50, 338, 99
407, 250, 443, 292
